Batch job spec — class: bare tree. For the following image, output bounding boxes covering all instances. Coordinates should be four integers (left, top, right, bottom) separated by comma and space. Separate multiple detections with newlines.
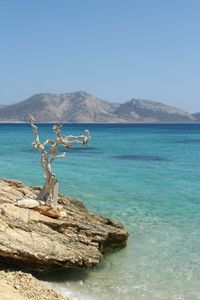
29, 115, 91, 207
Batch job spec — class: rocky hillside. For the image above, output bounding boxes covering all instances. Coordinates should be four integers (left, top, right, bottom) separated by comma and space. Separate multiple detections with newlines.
115, 98, 195, 123
191, 113, 200, 121
0, 91, 197, 123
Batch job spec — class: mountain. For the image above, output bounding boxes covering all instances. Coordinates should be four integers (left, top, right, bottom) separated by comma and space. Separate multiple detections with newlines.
115, 98, 195, 123
0, 91, 120, 123
0, 91, 197, 123
191, 113, 200, 122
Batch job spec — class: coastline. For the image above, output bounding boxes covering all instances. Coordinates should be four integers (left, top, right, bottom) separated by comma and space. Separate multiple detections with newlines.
0, 178, 128, 300
1, 123, 199, 299
0, 121, 200, 124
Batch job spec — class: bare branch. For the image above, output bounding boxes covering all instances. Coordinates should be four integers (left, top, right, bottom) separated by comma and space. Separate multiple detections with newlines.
29, 116, 91, 207
53, 124, 91, 147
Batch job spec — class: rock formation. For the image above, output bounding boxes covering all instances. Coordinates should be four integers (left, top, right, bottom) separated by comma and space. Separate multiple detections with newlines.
0, 270, 68, 300
0, 178, 128, 273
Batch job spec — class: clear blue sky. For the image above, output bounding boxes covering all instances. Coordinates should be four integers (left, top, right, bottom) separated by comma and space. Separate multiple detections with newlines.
0, 0, 199, 112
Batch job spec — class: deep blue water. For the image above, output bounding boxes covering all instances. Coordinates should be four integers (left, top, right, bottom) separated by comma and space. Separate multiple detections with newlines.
1, 123, 200, 300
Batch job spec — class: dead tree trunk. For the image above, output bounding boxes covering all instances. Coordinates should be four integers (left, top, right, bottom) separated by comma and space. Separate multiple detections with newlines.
29, 115, 91, 207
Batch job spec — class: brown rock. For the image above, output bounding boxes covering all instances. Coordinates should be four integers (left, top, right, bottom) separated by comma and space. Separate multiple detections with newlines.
0, 270, 68, 300
0, 178, 128, 272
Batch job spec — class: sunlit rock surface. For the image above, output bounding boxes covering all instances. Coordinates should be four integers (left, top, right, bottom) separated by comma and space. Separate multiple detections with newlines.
0, 178, 128, 272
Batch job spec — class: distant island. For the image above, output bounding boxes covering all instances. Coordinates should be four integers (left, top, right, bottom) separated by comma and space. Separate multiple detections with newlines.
0, 91, 199, 123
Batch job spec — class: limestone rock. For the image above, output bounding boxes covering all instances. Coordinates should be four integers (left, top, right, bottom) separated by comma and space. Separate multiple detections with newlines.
0, 178, 128, 272
0, 270, 68, 300
16, 199, 45, 208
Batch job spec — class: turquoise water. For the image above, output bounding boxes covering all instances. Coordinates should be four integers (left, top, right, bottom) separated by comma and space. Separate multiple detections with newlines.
1, 124, 200, 300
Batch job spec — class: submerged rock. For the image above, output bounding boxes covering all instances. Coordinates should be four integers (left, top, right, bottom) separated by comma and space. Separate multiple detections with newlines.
0, 178, 128, 272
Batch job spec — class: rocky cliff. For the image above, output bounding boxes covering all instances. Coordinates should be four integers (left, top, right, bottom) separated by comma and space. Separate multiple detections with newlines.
0, 91, 196, 123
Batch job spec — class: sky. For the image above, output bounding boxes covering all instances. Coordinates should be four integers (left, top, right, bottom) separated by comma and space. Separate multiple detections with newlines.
0, 0, 199, 112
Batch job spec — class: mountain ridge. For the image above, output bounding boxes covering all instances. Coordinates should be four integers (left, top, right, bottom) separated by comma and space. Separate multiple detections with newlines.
0, 91, 198, 123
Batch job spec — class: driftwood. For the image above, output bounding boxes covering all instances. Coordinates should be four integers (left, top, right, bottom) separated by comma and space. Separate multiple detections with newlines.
29, 115, 90, 207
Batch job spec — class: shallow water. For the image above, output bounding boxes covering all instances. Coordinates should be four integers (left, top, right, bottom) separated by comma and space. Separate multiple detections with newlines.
1, 123, 200, 300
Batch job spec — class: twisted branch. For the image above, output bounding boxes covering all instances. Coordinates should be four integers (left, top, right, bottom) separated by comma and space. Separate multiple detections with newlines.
29, 115, 91, 207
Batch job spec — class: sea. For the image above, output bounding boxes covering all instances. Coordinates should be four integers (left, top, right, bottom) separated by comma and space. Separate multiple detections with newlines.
1, 123, 200, 300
